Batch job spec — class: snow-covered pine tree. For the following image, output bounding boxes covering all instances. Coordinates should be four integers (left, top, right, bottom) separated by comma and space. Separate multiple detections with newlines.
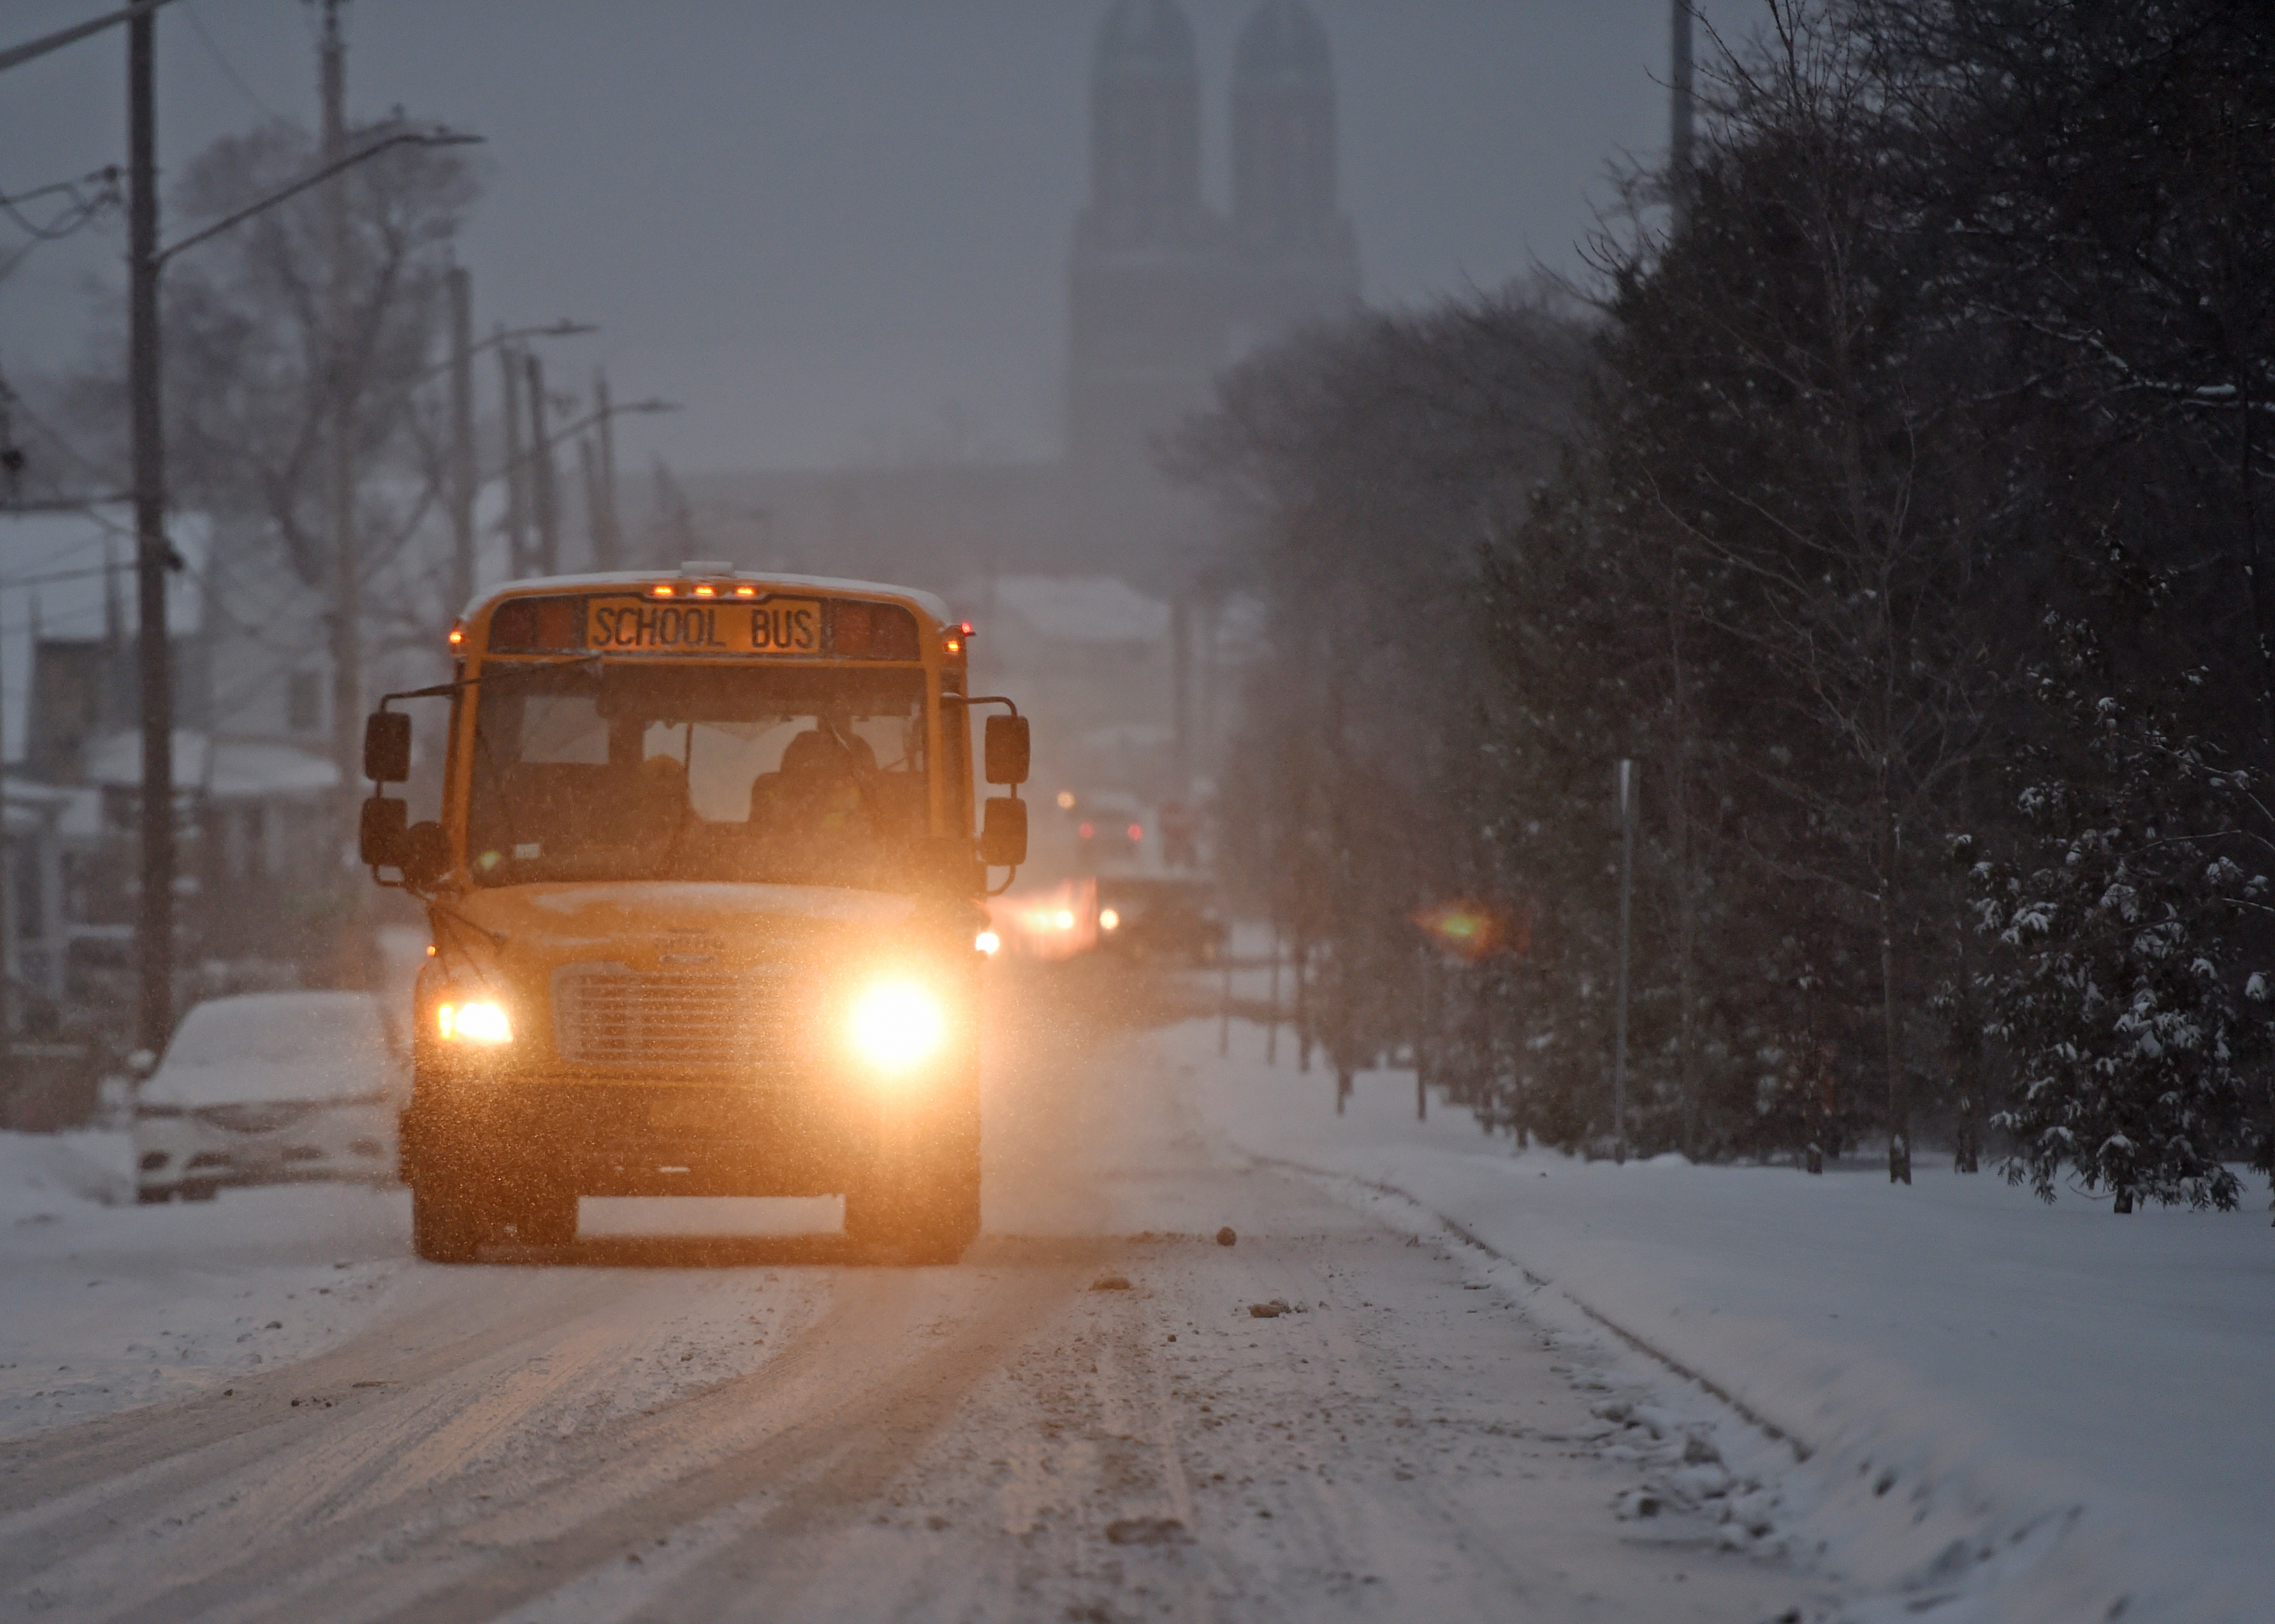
1961, 612, 2271, 1214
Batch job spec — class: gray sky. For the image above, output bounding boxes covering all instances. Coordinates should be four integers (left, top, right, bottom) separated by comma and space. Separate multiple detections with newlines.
2, 1, 1746, 475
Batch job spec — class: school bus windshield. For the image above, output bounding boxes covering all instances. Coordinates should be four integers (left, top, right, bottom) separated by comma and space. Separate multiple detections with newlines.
464, 662, 936, 890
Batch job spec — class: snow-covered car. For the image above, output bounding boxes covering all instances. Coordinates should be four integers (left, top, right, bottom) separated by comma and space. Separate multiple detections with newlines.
133, 991, 406, 1204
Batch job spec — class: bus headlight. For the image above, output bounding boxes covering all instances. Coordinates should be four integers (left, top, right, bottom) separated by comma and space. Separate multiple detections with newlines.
849, 981, 946, 1072
438, 999, 512, 1044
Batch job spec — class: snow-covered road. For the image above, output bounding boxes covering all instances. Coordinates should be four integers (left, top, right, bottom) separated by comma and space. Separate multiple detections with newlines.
1166, 1015, 2275, 1624
0, 973, 1813, 1623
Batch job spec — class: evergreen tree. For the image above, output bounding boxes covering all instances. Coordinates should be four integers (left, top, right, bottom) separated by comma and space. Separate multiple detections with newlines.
1963, 606, 2272, 1212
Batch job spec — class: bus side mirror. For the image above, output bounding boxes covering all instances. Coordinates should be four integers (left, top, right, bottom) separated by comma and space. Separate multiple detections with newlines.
365, 711, 411, 784
360, 796, 408, 868
980, 796, 1028, 868
984, 715, 1029, 785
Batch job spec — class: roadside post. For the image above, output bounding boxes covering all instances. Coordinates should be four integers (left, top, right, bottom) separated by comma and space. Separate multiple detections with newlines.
1614, 758, 1636, 1163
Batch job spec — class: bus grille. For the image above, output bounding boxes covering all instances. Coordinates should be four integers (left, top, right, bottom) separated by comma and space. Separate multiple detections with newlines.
551, 963, 797, 1070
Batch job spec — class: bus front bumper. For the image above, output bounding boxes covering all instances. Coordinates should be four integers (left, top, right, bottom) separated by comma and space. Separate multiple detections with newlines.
400, 1071, 976, 1199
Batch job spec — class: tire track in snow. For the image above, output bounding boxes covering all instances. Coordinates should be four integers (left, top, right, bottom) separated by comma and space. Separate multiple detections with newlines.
612, 1250, 1089, 1624
56, 1265, 883, 1624
46, 1245, 1083, 1624
0, 1269, 632, 1517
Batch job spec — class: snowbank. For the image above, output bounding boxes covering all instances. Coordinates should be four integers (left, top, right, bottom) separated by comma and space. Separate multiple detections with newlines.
1154, 1017, 2275, 1624
0, 1130, 409, 1440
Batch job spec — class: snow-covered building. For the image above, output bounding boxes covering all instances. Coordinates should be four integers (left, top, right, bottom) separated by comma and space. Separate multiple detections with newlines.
968, 574, 1173, 794
77, 729, 341, 968
1, 507, 346, 1000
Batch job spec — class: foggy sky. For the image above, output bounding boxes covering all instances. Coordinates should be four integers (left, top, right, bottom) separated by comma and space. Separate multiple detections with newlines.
3, 1, 1748, 476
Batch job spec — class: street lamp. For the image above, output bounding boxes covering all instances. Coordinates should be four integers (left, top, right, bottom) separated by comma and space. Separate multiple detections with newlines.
521, 399, 683, 462
383, 313, 597, 607
126, 3, 479, 1051
384, 318, 598, 407
504, 397, 680, 580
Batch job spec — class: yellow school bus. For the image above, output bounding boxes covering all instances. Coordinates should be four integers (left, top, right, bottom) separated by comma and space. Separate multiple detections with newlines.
357, 563, 1029, 1263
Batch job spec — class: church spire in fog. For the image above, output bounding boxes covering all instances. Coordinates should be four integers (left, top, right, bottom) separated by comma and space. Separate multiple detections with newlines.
1089, 0, 1205, 246
1231, 0, 1339, 250
1066, 0, 1359, 575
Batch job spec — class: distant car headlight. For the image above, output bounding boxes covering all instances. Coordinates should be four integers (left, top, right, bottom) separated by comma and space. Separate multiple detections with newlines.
1099, 908, 1120, 931
438, 999, 512, 1044
849, 981, 947, 1072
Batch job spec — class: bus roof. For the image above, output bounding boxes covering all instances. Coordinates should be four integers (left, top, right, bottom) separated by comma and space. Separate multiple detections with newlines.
463, 569, 952, 627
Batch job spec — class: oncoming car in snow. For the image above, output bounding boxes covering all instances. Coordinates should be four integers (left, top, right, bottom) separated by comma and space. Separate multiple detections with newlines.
357, 565, 1029, 1263
133, 991, 406, 1204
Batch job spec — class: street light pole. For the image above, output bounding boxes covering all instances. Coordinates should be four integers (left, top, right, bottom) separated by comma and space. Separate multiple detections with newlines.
498, 335, 527, 578
127, 1, 172, 1056
446, 265, 476, 614
321, 0, 362, 876
503, 392, 679, 578
1670, 1, 1694, 184
1613, 757, 1637, 1163
115, 2, 477, 1049
526, 351, 559, 576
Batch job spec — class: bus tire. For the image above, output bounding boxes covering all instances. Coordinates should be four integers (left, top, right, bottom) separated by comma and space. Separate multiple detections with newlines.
412, 1177, 486, 1263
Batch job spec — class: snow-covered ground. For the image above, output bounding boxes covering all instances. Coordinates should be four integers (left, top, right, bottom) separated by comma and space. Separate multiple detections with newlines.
0, 1134, 843, 1444
6, 997, 2263, 1621
0, 1130, 411, 1440
1, 982, 1816, 1624
1156, 1016, 2275, 1624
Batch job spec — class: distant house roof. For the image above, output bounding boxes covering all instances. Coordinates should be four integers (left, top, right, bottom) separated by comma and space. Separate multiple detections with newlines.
990, 576, 1170, 644
83, 731, 338, 800
1, 507, 210, 779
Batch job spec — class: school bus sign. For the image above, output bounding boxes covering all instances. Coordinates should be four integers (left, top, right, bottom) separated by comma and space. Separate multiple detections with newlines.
585, 595, 821, 654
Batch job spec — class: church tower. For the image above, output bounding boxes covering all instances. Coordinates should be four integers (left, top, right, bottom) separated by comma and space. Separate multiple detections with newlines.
1062, 1, 1359, 579
1228, 1, 1359, 351
1086, 0, 1204, 249
1065, 1, 1226, 569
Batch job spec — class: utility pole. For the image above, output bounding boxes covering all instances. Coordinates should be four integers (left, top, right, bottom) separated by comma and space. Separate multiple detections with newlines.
446, 264, 476, 614
1670, 0, 1695, 197
577, 436, 602, 571
321, 0, 362, 849
128, 0, 175, 1055
1170, 592, 1191, 797
525, 350, 559, 576
497, 334, 527, 577
591, 367, 621, 569
1613, 758, 1637, 1163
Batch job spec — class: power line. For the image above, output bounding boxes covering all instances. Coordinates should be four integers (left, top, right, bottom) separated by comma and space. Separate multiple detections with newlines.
182, 0, 277, 121
0, 168, 123, 241
0, 166, 123, 281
